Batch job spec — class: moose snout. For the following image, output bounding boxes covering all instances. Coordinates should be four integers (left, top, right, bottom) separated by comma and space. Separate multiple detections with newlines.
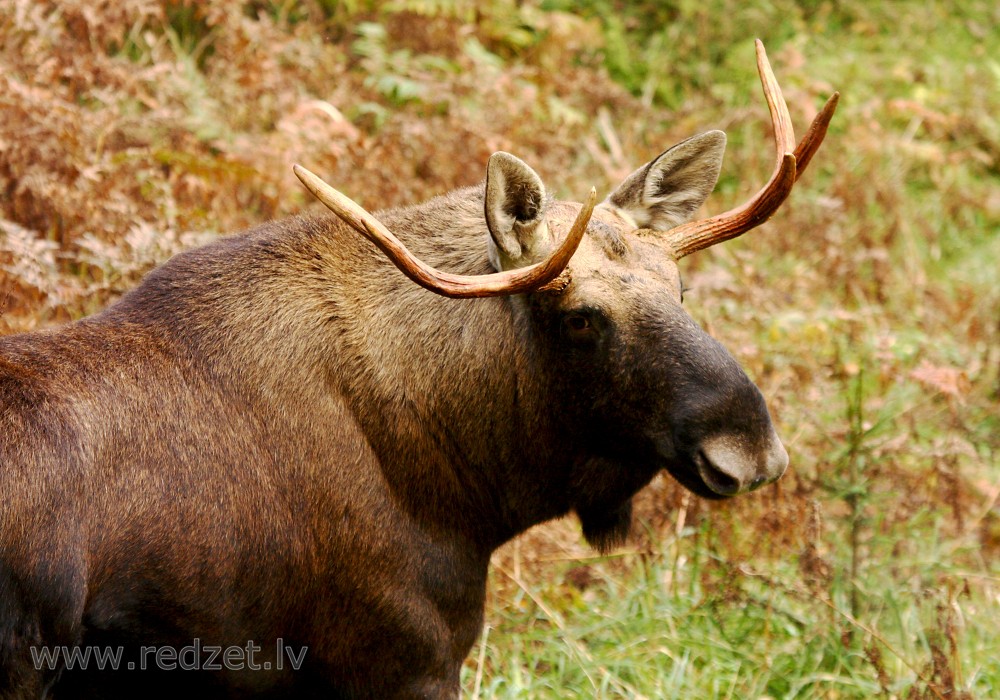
693, 432, 789, 497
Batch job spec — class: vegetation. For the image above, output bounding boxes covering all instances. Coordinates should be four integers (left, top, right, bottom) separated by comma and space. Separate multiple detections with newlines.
1, 1, 997, 697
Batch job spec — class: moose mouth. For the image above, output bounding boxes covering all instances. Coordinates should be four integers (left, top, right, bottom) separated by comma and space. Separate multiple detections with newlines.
639, 435, 733, 500
661, 438, 787, 499
596, 433, 770, 501
661, 451, 736, 501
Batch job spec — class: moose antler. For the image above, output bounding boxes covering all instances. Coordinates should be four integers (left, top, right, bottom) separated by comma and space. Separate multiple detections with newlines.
663, 40, 839, 259
293, 164, 596, 299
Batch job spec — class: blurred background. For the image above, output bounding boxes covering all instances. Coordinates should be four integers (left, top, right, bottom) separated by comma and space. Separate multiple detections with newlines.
1, 1, 997, 697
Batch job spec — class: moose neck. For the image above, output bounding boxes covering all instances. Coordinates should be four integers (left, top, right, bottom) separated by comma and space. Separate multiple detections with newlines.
297, 198, 580, 552
330, 291, 575, 551
124, 190, 583, 553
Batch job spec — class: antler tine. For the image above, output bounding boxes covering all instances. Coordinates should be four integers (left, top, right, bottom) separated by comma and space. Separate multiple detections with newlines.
664, 40, 836, 259
293, 164, 596, 299
794, 91, 840, 178
757, 39, 797, 172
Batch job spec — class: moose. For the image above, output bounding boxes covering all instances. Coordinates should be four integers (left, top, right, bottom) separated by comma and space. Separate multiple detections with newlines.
0, 42, 836, 698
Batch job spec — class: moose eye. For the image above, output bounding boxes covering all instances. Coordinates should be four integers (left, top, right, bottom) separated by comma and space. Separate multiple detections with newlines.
562, 312, 599, 343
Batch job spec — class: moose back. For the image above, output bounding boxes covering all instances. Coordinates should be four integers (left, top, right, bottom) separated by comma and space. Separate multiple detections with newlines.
0, 42, 836, 699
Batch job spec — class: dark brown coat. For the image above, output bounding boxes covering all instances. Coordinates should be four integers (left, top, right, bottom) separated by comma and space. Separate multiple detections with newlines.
1, 135, 787, 698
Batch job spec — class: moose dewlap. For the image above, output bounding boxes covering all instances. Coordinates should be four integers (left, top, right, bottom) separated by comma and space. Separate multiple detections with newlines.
0, 42, 836, 698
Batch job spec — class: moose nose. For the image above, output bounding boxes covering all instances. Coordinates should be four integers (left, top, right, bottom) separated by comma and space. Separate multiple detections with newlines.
694, 432, 788, 497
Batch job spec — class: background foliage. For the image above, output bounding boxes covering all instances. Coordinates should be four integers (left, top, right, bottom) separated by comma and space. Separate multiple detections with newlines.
1, 1, 997, 697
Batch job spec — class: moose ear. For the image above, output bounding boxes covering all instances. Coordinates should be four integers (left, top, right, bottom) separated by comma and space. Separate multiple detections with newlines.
607, 130, 726, 231
484, 152, 550, 271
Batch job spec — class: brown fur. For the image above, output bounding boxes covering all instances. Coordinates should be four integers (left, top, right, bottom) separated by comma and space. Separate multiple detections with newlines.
0, 140, 787, 698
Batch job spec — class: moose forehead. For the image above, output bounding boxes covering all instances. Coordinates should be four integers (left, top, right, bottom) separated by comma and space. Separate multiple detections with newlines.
545, 200, 684, 298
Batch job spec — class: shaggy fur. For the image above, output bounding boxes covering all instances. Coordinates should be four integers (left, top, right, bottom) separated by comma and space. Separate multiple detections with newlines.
0, 140, 785, 698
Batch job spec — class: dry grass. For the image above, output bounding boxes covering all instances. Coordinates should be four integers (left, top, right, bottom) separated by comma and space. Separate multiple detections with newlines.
2, 1, 997, 696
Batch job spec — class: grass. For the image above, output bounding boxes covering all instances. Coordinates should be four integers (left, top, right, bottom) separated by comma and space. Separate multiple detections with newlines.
1, 1, 997, 697
467, 496, 998, 698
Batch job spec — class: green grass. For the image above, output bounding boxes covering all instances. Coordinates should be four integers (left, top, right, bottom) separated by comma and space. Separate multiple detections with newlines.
465, 521, 997, 698
2, 1, 997, 697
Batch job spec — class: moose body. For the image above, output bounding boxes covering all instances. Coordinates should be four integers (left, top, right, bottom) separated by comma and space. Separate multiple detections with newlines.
0, 43, 835, 699
1, 205, 530, 698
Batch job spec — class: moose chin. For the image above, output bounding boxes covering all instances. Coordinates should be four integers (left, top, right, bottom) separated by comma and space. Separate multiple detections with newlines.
0, 41, 836, 699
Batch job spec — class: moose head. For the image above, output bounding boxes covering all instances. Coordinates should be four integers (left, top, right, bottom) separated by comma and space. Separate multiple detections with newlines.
294, 40, 837, 549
